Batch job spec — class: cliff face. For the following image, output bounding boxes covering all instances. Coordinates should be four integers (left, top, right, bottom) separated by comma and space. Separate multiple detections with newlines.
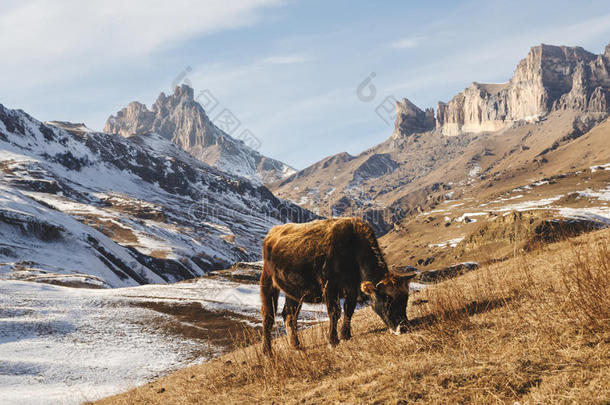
434, 44, 610, 136
105, 85, 218, 150
394, 98, 435, 135
105, 85, 295, 183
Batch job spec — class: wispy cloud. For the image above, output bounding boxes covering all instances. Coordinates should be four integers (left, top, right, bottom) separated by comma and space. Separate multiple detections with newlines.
260, 54, 312, 64
385, 12, 610, 106
0, 0, 284, 88
388, 37, 421, 49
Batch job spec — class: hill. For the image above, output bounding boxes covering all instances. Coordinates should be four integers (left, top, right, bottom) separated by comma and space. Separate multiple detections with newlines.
0, 104, 315, 287
271, 43, 610, 269
94, 227, 610, 404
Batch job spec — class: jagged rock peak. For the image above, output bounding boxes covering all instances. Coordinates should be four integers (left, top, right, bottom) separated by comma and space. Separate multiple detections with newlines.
104, 85, 296, 184
164, 83, 195, 101
531, 43, 595, 61
394, 98, 435, 136
105, 84, 214, 150
153, 84, 197, 113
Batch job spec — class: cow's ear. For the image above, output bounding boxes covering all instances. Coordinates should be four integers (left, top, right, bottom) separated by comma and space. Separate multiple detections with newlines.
360, 281, 376, 298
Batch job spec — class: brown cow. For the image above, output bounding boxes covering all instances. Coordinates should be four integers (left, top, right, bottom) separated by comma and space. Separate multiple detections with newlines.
260, 217, 415, 355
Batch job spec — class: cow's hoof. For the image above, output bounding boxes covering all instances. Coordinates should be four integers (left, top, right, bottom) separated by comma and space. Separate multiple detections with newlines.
340, 330, 351, 340
328, 338, 340, 348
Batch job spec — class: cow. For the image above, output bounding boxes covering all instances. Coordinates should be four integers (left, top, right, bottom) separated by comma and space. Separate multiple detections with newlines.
260, 217, 415, 355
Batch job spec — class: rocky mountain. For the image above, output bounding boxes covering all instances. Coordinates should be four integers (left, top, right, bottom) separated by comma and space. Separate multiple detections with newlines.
436, 44, 610, 135
105, 85, 295, 184
394, 98, 435, 135
270, 43, 610, 250
0, 103, 315, 288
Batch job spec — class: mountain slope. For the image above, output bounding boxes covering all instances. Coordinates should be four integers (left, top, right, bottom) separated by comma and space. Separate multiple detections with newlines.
273, 110, 610, 270
105, 85, 296, 184
0, 104, 315, 287
270, 43, 610, 270
271, 44, 610, 235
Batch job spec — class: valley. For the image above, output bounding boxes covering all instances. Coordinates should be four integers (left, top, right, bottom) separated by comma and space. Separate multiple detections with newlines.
1, 39, 609, 404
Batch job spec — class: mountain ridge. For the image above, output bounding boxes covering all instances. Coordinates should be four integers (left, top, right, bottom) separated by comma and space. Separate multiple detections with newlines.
387, 43, 610, 137
270, 43, 610, 241
105, 85, 296, 184
0, 103, 315, 287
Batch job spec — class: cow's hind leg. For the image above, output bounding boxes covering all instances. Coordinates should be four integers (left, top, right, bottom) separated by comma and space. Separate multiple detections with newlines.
282, 297, 302, 349
340, 290, 357, 341
261, 274, 279, 356
324, 282, 341, 347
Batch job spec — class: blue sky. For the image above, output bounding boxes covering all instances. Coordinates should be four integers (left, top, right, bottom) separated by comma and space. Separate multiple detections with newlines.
2, 0, 610, 169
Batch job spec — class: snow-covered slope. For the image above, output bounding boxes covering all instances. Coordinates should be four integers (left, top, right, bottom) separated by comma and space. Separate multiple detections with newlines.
0, 104, 316, 287
0, 277, 329, 405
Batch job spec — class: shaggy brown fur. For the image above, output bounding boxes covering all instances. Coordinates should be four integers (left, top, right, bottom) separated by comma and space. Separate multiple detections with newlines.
260, 217, 414, 355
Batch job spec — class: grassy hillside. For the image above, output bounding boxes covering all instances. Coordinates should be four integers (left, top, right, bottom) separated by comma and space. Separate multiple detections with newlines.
380, 166, 610, 270
95, 228, 610, 404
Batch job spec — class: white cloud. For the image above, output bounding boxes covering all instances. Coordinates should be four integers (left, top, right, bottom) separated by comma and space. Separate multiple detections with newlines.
389, 37, 421, 49
260, 54, 312, 64
0, 0, 284, 87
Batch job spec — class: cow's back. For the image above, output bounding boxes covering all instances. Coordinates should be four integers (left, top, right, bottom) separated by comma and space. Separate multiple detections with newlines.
262, 218, 358, 301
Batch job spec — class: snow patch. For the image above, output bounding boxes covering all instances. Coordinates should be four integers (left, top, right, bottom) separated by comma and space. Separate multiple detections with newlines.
468, 164, 481, 177
495, 196, 563, 212
590, 162, 610, 172
454, 212, 487, 223
429, 237, 464, 249
0, 276, 329, 404
558, 207, 610, 224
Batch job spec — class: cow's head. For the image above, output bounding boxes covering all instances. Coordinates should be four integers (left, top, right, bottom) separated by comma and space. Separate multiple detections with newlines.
360, 273, 415, 334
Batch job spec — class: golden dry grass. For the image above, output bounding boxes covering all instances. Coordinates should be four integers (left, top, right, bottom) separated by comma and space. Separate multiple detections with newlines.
95, 229, 610, 405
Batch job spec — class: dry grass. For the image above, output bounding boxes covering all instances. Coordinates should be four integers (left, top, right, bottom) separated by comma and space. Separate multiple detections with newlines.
95, 229, 610, 405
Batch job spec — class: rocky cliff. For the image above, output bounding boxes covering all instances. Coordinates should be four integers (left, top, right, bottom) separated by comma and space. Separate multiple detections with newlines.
105, 85, 295, 184
435, 44, 610, 136
394, 98, 435, 135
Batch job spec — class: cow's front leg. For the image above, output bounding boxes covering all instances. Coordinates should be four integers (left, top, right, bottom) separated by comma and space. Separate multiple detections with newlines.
282, 297, 302, 349
324, 283, 341, 347
260, 273, 279, 356
341, 292, 357, 340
